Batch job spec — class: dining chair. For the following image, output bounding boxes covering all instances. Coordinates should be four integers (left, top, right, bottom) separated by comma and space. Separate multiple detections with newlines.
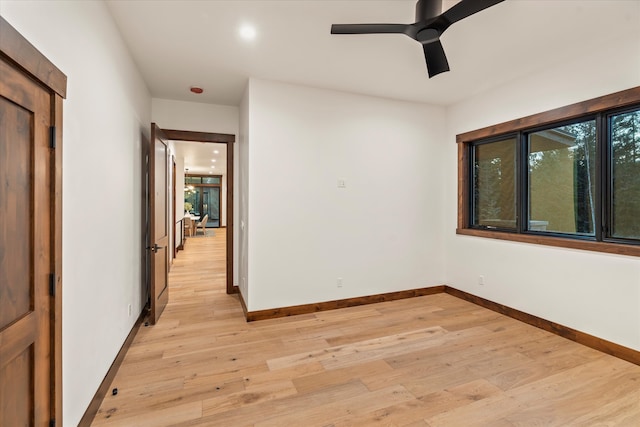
183, 217, 192, 237
196, 214, 208, 235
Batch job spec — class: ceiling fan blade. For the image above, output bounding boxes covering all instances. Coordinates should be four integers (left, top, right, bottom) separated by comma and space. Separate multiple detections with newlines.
423, 40, 450, 78
441, 0, 505, 26
331, 23, 409, 35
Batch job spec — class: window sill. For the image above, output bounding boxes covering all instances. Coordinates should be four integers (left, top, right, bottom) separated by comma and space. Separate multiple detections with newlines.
456, 228, 640, 258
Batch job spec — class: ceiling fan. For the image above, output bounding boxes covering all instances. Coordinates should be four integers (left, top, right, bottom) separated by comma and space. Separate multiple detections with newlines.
331, 0, 505, 78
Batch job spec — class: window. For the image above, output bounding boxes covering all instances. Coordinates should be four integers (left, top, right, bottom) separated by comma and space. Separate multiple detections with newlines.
611, 109, 640, 240
186, 175, 221, 185
202, 176, 221, 184
472, 137, 517, 230
527, 120, 596, 236
458, 86, 640, 256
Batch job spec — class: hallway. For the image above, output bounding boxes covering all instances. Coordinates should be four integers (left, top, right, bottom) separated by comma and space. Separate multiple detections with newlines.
92, 231, 245, 425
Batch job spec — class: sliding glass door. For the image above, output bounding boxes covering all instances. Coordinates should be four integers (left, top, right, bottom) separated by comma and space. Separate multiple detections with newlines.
184, 175, 222, 228
201, 187, 220, 227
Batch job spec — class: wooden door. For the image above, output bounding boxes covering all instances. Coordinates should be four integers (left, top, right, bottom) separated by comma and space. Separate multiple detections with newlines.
0, 56, 53, 426
149, 123, 169, 324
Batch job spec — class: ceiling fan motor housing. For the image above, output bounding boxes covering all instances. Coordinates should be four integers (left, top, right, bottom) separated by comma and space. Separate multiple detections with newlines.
416, 0, 442, 21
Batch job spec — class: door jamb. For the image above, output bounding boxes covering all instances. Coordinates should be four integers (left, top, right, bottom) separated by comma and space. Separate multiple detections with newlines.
162, 129, 237, 294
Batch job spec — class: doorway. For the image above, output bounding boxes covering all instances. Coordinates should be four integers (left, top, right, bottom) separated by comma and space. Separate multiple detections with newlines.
143, 127, 237, 315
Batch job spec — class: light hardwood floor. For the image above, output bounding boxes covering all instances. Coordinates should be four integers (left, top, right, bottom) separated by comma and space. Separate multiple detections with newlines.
92, 232, 640, 426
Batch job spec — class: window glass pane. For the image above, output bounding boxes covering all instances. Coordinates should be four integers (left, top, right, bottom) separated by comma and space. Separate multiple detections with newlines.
184, 188, 198, 215
202, 187, 220, 227
185, 176, 201, 184
528, 121, 596, 235
202, 177, 220, 184
611, 109, 640, 239
473, 138, 517, 229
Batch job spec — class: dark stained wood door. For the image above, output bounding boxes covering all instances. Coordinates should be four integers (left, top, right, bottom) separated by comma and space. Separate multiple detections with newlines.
149, 123, 169, 324
0, 56, 53, 426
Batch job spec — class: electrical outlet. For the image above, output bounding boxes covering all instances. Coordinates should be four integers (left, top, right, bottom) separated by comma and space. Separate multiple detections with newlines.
337, 277, 343, 288
478, 275, 485, 286
337, 179, 346, 188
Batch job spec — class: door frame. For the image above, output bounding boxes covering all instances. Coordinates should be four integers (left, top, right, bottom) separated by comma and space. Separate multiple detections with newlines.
163, 129, 237, 294
141, 132, 150, 312
1, 16, 66, 425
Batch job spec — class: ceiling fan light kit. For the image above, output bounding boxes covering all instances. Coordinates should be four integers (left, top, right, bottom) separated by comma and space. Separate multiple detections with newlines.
331, 0, 505, 78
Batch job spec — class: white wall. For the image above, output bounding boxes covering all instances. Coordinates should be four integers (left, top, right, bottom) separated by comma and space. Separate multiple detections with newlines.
445, 33, 640, 351
151, 98, 240, 283
152, 98, 239, 135
152, 99, 236, 229
1, 1, 151, 425
244, 79, 447, 311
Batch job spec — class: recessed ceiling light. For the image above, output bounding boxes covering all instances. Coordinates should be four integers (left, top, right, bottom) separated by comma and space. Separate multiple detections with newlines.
211, 159, 217, 162
213, 150, 219, 154
239, 24, 256, 40
211, 165, 215, 169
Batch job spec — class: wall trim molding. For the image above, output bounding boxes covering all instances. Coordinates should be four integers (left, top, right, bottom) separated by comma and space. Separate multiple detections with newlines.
245, 286, 446, 321
238, 291, 249, 317
443, 286, 640, 366
78, 309, 147, 427
245, 285, 640, 366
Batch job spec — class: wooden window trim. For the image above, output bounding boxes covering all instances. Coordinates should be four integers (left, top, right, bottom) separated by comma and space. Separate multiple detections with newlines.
457, 86, 640, 257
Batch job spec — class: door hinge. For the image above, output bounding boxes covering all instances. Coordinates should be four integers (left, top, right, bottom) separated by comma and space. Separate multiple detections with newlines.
50, 418, 56, 427
50, 126, 56, 149
49, 274, 56, 297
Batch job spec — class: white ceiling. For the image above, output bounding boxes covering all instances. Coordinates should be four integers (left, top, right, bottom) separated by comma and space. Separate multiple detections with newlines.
173, 141, 227, 176
106, 0, 640, 107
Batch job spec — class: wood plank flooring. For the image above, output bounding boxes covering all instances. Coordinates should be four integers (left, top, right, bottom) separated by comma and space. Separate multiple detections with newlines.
92, 232, 640, 426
